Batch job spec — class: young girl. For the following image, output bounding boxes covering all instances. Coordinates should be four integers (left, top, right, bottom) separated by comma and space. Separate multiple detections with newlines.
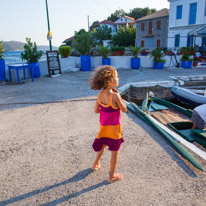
89, 65, 127, 183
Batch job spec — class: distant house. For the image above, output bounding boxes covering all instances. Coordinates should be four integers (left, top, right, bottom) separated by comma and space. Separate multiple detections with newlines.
113, 15, 136, 33
136, 9, 169, 48
168, 0, 206, 48
63, 36, 75, 48
90, 20, 114, 31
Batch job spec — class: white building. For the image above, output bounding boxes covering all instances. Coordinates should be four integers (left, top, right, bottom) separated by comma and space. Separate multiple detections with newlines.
168, 0, 206, 49
113, 15, 136, 33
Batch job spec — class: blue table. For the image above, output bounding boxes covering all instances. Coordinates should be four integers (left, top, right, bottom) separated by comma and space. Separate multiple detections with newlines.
8, 64, 34, 84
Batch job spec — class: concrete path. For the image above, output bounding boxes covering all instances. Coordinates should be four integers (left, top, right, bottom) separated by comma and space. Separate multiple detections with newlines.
0, 67, 206, 206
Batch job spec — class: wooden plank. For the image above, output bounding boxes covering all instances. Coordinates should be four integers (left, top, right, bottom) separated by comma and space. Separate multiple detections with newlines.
150, 115, 206, 160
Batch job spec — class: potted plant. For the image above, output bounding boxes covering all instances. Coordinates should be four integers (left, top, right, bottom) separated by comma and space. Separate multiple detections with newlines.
151, 47, 166, 69
58, 45, 72, 58
0, 41, 6, 81
111, 46, 125, 56
74, 30, 92, 71
21, 38, 43, 78
164, 49, 174, 56
180, 47, 193, 69
140, 49, 149, 56
192, 55, 201, 67
129, 46, 141, 69
98, 45, 111, 65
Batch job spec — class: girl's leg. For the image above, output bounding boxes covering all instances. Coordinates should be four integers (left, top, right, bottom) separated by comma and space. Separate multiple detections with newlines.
109, 151, 123, 182
92, 145, 106, 169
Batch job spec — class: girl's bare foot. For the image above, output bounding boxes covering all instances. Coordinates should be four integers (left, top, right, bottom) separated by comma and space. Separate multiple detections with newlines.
108, 172, 123, 183
92, 162, 101, 171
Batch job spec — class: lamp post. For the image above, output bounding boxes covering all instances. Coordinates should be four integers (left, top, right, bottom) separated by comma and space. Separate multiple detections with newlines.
45, 0, 52, 51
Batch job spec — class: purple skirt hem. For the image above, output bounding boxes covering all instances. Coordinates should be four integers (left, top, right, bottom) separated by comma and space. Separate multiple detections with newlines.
92, 137, 124, 152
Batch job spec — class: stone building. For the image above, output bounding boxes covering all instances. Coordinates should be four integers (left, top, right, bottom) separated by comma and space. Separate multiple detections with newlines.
136, 8, 169, 48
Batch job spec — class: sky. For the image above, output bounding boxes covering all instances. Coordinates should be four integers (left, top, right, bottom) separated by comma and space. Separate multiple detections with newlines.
0, 0, 169, 47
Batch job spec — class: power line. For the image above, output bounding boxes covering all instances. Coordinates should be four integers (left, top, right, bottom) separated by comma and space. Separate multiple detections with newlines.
90, 0, 113, 12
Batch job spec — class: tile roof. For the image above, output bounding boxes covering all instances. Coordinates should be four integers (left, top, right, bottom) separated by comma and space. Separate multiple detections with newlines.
136, 8, 169, 22
63, 36, 75, 43
92, 20, 114, 27
123, 15, 135, 21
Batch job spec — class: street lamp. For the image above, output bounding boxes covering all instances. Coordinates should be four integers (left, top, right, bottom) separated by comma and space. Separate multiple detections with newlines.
45, 0, 52, 51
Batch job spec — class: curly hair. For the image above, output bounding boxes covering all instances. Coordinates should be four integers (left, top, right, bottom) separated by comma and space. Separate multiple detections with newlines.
88, 65, 116, 90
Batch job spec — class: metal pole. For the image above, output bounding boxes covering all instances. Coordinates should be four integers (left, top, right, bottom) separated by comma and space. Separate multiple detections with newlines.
87, 15, 90, 31
45, 0, 52, 50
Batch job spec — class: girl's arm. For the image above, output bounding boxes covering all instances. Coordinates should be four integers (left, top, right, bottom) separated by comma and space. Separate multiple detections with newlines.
113, 91, 127, 113
94, 99, 100, 113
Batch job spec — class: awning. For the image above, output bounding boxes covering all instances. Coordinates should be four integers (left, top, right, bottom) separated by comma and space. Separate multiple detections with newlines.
189, 25, 206, 36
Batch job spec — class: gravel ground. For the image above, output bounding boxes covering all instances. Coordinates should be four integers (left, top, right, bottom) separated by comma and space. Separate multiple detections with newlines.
0, 67, 206, 206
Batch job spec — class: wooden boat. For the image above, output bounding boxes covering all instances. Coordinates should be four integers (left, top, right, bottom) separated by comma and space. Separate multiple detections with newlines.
144, 97, 206, 150
171, 86, 206, 106
124, 96, 206, 171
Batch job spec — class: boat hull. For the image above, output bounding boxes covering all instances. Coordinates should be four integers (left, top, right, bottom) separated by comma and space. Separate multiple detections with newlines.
171, 86, 206, 106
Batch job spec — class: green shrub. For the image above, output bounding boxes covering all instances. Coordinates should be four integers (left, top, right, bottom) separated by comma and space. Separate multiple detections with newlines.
111, 26, 136, 47
151, 47, 166, 63
21, 38, 43, 63
58, 45, 72, 58
129, 46, 141, 58
93, 25, 112, 44
180, 47, 194, 61
98, 45, 110, 58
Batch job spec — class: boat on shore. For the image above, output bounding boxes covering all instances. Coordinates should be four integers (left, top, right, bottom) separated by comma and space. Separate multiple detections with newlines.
124, 96, 206, 171
119, 75, 206, 106
171, 86, 206, 106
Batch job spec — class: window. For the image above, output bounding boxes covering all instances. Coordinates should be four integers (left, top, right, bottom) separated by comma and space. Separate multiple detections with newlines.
176, 5, 183, 19
141, 23, 145, 31
148, 21, 152, 34
175, 34, 180, 47
156, 39, 161, 47
157, 20, 161, 29
189, 3, 197, 24
141, 40, 145, 47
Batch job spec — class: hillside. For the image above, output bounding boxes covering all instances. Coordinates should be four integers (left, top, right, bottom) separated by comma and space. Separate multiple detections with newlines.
3, 41, 58, 51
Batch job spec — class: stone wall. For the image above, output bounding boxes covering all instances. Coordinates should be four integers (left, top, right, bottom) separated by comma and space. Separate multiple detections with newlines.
136, 16, 169, 48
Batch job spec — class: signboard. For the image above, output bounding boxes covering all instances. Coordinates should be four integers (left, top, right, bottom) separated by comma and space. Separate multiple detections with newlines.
46, 50, 61, 77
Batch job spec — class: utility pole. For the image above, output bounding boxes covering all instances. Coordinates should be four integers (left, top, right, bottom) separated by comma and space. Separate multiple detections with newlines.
87, 15, 90, 31
45, 0, 52, 50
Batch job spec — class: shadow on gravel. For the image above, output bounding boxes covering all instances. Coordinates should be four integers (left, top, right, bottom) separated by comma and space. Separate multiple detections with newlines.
41, 181, 108, 206
0, 168, 108, 206
126, 112, 198, 178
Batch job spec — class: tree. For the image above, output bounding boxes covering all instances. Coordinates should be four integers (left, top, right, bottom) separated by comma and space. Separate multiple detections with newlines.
107, 7, 156, 22
111, 26, 136, 47
91, 21, 99, 27
74, 30, 92, 55
128, 7, 156, 20
107, 9, 127, 22
75, 29, 87, 36
93, 25, 112, 44
21, 38, 43, 63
